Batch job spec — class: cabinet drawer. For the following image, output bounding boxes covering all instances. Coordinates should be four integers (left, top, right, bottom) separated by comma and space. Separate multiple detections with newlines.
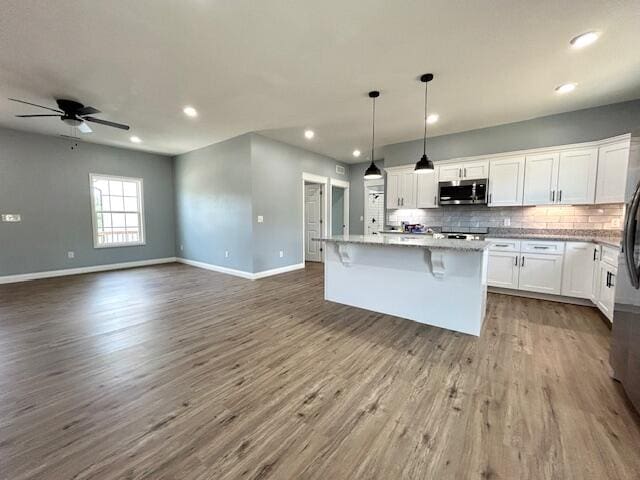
600, 245, 620, 267
520, 240, 565, 255
486, 238, 521, 252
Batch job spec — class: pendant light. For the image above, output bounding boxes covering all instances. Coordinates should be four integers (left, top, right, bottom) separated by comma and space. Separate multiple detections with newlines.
363, 90, 382, 180
414, 73, 435, 173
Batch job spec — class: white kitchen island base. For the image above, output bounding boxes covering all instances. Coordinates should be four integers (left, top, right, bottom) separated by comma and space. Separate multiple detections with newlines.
322, 237, 489, 336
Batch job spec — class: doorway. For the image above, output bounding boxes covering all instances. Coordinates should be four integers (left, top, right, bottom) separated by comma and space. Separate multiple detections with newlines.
304, 182, 324, 262
329, 178, 350, 236
364, 179, 385, 235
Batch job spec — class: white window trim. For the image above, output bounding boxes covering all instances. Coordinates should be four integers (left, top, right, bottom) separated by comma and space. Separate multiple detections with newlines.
89, 173, 146, 249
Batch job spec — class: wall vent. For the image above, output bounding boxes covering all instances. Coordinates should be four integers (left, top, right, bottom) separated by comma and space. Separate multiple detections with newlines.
336, 165, 345, 175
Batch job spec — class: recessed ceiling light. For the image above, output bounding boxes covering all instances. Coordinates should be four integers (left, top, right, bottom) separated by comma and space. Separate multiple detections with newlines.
570, 31, 600, 49
555, 83, 577, 94
426, 113, 439, 124
130, 136, 142, 143
183, 106, 198, 117
352, 149, 361, 158
304, 129, 315, 139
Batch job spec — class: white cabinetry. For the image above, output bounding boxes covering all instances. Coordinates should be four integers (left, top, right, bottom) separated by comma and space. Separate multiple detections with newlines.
488, 156, 525, 206
416, 167, 438, 208
438, 160, 489, 182
487, 251, 520, 289
518, 251, 564, 295
386, 168, 417, 209
557, 148, 598, 204
523, 153, 559, 205
562, 242, 597, 299
596, 261, 617, 321
596, 141, 630, 204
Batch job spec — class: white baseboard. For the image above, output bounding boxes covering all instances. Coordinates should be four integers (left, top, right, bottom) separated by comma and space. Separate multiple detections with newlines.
0, 257, 177, 285
176, 257, 305, 280
488, 286, 594, 306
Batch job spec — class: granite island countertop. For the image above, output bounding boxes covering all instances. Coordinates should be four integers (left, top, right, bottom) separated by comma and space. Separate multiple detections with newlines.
314, 234, 489, 252
486, 232, 621, 248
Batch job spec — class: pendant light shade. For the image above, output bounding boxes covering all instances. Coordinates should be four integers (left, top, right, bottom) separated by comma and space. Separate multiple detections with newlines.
415, 73, 435, 173
363, 90, 382, 180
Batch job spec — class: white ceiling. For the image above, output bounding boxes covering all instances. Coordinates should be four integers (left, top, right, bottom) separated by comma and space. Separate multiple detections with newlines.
1, 0, 639, 162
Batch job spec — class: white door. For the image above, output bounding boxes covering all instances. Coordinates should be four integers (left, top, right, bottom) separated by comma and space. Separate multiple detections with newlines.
487, 251, 520, 289
557, 148, 598, 205
305, 183, 323, 262
488, 156, 525, 206
561, 242, 596, 299
596, 263, 616, 321
399, 172, 417, 208
596, 141, 630, 204
386, 172, 401, 209
461, 160, 490, 180
438, 164, 462, 182
416, 168, 438, 208
523, 152, 559, 205
518, 253, 563, 294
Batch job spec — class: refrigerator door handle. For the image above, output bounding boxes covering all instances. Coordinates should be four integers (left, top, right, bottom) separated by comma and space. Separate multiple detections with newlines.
623, 181, 640, 289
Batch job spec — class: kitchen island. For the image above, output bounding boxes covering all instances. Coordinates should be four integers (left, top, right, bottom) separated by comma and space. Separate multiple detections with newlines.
316, 234, 489, 336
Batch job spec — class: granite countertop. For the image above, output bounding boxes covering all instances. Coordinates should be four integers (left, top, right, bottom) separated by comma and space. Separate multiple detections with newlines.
486, 230, 621, 248
314, 234, 488, 252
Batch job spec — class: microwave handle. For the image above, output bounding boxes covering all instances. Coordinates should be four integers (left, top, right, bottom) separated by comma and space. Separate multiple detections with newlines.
623, 181, 640, 289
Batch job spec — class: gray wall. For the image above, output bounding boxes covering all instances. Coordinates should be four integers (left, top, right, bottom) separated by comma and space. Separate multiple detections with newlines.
173, 134, 254, 272
250, 134, 349, 272
348, 161, 384, 234
383, 99, 640, 167
0, 127, 175, 276
331, 186, 344, 235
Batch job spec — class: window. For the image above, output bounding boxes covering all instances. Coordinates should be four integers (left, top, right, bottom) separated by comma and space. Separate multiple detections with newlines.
90, 174, 145, 248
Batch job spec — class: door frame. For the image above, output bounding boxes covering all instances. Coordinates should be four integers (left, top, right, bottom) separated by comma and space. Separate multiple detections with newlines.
329, 178, 350, 236
302, 173, 329, 262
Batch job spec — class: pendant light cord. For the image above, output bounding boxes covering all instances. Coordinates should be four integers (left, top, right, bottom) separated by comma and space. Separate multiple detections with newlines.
423, 80, 428, 156
371, 96, 376, 162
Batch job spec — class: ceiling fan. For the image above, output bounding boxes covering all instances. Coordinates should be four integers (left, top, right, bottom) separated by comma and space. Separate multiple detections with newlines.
9, 98, 130, 133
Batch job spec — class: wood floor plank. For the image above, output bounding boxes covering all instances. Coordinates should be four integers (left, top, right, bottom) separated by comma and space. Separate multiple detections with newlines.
1, 262, 639, 479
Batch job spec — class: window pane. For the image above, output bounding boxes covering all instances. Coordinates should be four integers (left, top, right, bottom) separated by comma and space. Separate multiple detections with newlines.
110, 195, 124, 211
125, 213, 139, 227
96, 213, 103, 228
103, 213, 112, 227
112, 213, 126, 228
123, 181, 137, 196
124, 196, 138, 212
100, 195, 111, 212
93, 179, 109, 195
109, 180, 123, 196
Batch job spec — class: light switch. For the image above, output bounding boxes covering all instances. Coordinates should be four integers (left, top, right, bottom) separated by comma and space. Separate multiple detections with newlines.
257, 215, 264, 223
67, 251, 75, 259
1, 214, 21, 222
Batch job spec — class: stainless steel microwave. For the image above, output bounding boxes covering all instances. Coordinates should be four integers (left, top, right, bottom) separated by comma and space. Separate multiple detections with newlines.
438, 179, 488, 205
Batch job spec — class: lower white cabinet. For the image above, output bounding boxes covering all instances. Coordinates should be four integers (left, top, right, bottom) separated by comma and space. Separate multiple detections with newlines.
596, 262, 617, 321
518, 253, 563, 295
561, 242, 596, 299
487, 251, 520, 289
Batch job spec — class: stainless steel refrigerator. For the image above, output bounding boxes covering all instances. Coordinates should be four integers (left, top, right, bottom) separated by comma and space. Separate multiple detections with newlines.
610, 132, 640, 413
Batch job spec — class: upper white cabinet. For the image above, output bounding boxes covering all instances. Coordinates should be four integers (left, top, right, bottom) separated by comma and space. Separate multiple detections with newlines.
523, 152, 559, 205
386, 168, 417, 209
488, 156, 525, 206
596, 141, 630, 204
557, 148, 598, 204
438, 160, 489, 182
561, 242, 596, 299
416, 167, 439, 208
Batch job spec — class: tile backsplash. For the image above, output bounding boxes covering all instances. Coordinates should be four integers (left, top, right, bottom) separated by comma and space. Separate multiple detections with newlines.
387, 204, 624, 231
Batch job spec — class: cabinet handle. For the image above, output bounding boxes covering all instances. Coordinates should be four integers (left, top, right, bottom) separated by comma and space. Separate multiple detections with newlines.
558, 190, 562, 203
459, 168, 462, 178
464, 167, 467, 178
514, 256, 518, 266
533, 246, 549, 249
434, 195, 437, 205
551, 190, 555, 202
397, 197, 400, 207
489, 193, 492, 204
593, 248, 598, 261
521, 256, 525, 267
495, 244, 509, 247
606, 271, 611, 288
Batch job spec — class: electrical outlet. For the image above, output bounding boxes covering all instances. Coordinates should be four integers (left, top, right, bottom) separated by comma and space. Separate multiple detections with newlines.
279, 250, 284, 258
257, 215, 264, 223
503, 218, 511, 227
180, 244, 184, 251
360, 216, 364, 221
612, 218, 621, 228
1, 214, 21, 222
225, 251, 229, 258
67, 251, 75, 259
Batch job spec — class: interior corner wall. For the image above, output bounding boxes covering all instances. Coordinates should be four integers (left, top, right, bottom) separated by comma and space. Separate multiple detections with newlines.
0, 127, 176, 277
173, 134, 254, 273
249, 134, 349, 273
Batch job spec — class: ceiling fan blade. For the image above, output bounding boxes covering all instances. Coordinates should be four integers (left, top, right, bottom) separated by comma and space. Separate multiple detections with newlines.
77, 106, 100, 116
78, 122, 93, 133
84, 116, 130, 130
16, 114, 62, 117
9, 98, 63, 113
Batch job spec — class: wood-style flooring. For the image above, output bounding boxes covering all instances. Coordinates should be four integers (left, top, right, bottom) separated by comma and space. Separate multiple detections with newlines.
1, 262, 639, 480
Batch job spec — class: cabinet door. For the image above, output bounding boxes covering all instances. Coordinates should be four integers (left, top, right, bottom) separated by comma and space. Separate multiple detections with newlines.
518, 253, 563, 295
523, 153, 559, 205
386, 172, 401, 209
561, 242, 595, 299
438, 164, 462, 182
590, 245, 601, 303
596, 141, 630, 204
400, 172, 417, 208
488, 156, 525, 206
557, 148, 598, 204
461, 160, 489, 180
416, 168, 438, 208
487, 251, 520, 289
597, 263, 616, 321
